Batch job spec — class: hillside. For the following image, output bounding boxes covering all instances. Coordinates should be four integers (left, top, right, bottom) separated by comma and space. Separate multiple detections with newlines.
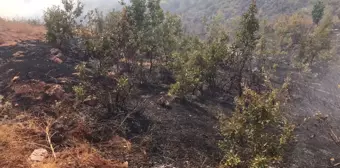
1, 0, 340, 168
162, 0, 340, 33
163, 0, 311, 16
162, 0, 340, 18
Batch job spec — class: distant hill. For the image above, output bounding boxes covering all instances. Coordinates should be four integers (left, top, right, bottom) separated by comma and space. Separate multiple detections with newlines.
161, 0, 340, 33
162, 0, 311, 18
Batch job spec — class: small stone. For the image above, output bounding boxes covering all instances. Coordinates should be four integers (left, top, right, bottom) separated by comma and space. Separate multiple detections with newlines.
13, 51, 25, 57
29, 148, 48, 162
11, 76, 20, 83
49, 55, 63, 64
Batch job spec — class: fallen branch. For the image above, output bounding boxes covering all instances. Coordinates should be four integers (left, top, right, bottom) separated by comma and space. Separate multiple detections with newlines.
45, 122, 57, 159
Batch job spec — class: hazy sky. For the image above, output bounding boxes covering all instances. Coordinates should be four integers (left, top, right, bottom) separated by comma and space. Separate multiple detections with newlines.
0, 0, 121, 18
0, 0, 60, 18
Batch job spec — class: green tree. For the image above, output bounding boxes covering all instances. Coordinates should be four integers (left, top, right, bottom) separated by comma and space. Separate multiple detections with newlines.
145, 0, 165, 73
230, 1, 259, 96
295, 13, 333, 66
312, 1, 325, 25
168, 14, 229, 97
161, 12, 182, 64
126, 0, 148, 73
44, 0, 83, 45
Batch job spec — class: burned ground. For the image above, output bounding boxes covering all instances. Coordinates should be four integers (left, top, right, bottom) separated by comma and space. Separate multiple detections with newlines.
1, 15, 340, 168
0, 39, 225, 167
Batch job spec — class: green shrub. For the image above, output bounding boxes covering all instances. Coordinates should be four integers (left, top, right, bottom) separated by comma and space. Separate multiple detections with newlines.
43, 0, 83, 44
73, 85, 86, 102
168, 37, 205, 97
312, 1, 325, 25
219, 83, 294, 168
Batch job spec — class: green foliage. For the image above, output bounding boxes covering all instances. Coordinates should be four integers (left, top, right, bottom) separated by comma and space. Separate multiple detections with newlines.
73, 85, 86, 102
169, 37, 205, 96
168, 1, 260, 97
80, 0, 182, 80
312, 1, 325, 25
162, 0, 328, 34
235, 2, 259, 51
273, 13, 312, 49
219, 82, 295, 168
72, 0, 184, 114
266, 10, 333, 68
168, 28, 229, 96
43, 0, 83, 44
230, 1, 259, 95
296, 13, 333, 65
161, 12, 183, 63
75, 62, 87, 79
114, 76, 132, 107
39, 0, 338, 166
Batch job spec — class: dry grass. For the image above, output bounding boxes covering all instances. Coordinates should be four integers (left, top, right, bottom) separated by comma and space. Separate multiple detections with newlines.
33, 143, 129, 168
0, 17, 45, 46
0, 117, 128, 168
0, 120, 40, 168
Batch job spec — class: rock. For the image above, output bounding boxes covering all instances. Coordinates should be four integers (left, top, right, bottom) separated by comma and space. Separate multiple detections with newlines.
29, 148, 48, 162
11, 76, 20, 83
84, 96, 98, 106
56, 52, 65, 59
45, 84, 65, 100
50, 48, 61, 55
13, 51, 25, 57
49, 55, 63, 64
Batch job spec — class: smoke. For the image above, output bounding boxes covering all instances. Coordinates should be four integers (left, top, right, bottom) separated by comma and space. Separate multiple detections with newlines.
0, 0, 122, 19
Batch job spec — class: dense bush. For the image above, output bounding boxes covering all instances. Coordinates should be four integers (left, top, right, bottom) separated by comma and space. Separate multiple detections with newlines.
44, 0, 84, 45
219, 81, 295, 168
169, 2, 259, 97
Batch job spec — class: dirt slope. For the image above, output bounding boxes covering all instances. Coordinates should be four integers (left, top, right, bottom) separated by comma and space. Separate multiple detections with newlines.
0, 18, 45, 46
